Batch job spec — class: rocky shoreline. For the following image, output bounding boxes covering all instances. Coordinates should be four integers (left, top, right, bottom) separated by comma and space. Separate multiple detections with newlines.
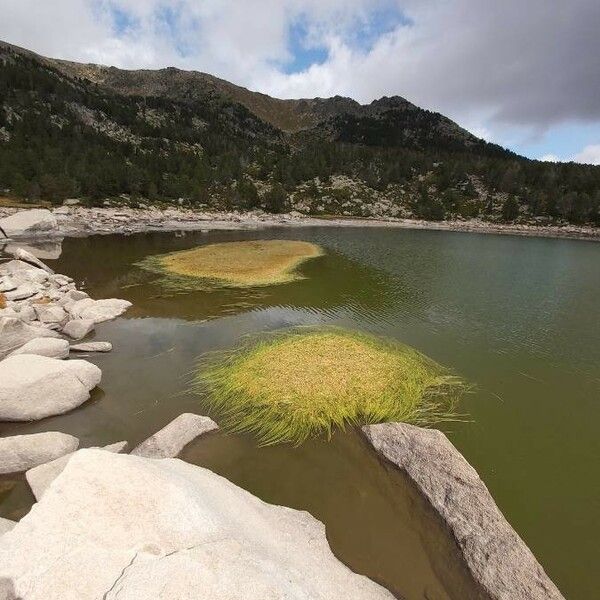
0, 204, 598, 242
0, 217, 566, 599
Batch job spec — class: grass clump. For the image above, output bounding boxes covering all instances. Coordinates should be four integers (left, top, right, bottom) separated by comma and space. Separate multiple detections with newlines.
136, 239, 323, 290
194, 329, 466, 446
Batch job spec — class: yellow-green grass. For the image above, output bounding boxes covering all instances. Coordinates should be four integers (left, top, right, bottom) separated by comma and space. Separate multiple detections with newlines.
194, 329, 466, 446
136, 239, 323, 290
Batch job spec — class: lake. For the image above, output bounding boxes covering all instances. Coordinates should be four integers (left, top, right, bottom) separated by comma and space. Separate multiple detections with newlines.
1, 226, 598, 599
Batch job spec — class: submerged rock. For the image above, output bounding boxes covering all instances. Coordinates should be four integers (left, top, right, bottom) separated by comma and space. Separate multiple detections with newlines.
9, 338, 70, 359
131, 413, 218, 459
0, 432, 79, 474
0, 449, 392, 599
363, 422, 565, 600
0, 355, 101, 421
26, 441, 128, 500
0, 209, 58, 238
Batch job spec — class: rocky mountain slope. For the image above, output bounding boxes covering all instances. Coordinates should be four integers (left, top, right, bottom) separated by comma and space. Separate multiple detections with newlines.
1, 40, 598, 224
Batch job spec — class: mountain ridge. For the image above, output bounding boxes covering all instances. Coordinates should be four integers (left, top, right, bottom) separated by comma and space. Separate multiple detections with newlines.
0, 39, 598, 224
0, 40, 482, 142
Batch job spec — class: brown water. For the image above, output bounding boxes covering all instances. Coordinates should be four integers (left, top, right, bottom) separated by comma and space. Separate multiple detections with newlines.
1, 227, 599, 598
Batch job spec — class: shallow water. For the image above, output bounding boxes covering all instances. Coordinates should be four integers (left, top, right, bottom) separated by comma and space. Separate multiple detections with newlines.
1, 227, 598, 599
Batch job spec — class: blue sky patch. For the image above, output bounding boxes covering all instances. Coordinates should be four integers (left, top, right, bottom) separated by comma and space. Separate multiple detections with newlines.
108, 4, 138, 35
283, 19, 328, 74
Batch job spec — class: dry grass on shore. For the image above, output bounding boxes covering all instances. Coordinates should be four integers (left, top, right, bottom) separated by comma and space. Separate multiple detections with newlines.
0, 196, 48, 209
137, 239, 323, 290
195, 329, 466, 445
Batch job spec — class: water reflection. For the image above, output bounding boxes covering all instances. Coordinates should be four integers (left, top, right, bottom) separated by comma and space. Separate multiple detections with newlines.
0, 227, 598, 599
1, 238, 64, 260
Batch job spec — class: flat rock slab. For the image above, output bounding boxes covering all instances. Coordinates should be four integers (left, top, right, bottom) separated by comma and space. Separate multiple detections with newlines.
68, 298, 131, 323
0, 354, 101, 421
9, 338, 70, 359
131, 413, 218, 459
0, 449, 392, 599
4, 283, 39, 301
363, 422, 565, 600
26, 441, 128, 500
0, 432, 79, 475
0, 209, 58, 238
69, 341, 112, 353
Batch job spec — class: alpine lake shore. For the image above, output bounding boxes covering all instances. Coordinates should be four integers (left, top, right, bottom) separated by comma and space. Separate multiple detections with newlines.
0, 204, 576, 599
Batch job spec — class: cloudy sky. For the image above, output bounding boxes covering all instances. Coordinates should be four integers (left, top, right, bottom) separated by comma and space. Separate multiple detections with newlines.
1, 0, 599, 163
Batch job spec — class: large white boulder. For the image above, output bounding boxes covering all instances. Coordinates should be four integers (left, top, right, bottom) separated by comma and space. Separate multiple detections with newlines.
26, 441, 128, 500
363, 422, 565, 600
0, 354, 101, 421
0, 317, 59, 358
131, 414, 218, 459
0, 209, 58, 238
0, 517, 16, 536
0, 450, 392, 600
9, 338, 70, 359
62, 318, 95, 340
0, 432, 79, 474
68, 298, 132, 323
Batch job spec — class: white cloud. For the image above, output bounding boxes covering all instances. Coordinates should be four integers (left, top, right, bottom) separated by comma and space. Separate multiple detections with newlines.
540, 154, 560, 163
0, 0, 598, 163
573, 144, 600, 165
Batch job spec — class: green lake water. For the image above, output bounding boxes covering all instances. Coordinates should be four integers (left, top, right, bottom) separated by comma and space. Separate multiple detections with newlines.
1, 226, 598, 598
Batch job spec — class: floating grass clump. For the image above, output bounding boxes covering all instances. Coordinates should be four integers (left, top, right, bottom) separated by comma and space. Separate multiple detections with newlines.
136, 239, 323, 290
195, 329, 466, 445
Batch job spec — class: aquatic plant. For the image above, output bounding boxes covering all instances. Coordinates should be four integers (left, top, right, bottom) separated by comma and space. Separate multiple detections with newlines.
194, 329, 466, 445
136, 239, 323, 290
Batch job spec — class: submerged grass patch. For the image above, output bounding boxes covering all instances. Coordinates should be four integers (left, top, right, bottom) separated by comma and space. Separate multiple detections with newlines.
194, 329, 466, 445
136, 239, 323, 290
